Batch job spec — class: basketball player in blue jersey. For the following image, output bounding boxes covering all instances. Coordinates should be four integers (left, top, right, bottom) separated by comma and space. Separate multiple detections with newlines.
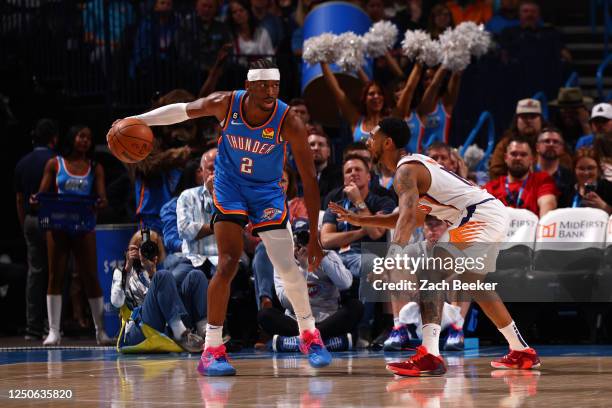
111, 59, 330, 376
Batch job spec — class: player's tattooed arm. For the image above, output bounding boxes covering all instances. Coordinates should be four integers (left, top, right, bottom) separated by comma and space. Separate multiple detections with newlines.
392, 163, 421, 246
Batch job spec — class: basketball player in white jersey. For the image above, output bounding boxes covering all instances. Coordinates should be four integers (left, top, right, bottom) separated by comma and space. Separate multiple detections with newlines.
330, 118, 540, 376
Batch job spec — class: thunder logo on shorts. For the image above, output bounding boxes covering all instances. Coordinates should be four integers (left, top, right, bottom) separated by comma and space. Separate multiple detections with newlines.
212, 90, 290, 234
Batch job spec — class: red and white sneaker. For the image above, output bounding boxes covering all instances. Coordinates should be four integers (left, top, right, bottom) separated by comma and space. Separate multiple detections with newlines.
386, 346, 447, 377
491, 348, 541, 369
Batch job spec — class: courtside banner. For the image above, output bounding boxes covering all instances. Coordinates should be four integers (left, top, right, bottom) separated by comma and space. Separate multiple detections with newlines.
358, 240, 612, 303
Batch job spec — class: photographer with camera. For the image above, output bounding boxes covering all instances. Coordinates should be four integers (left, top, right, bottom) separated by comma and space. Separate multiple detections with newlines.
560, 148, 612, 213
111, 229, 207, 353
258, 219, 363, 352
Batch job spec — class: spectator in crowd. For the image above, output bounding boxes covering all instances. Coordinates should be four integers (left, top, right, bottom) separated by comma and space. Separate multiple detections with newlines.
489, 98, 545, 180
259, 219, 363, 351
175, 148, 218, 282
535, 127, 574, 208
498, 1, 570, 95
128, 89, 196, 234
110, 230, 206, 353
320, 61, 390, 143
445, 0, 492, 25
130, 0, 178, 78
82, 0, 134, 60
560, 148, 612, 213
288, 98, 310, 124
284, 165, 308, 222
227, 0, 275, 66
449, 147, 469, 178
485, 0, 520, 35
392, 0, 426, 34
575, 103, 612, 150
251, 0, 284, 49
426, 141, 454, 169
427, 3, 454, 39
33, 125, 112, 346
290, 0, 318, 57
365, 0, 386, 22
485, 136, 558, 216
160, 158, 205, 255
309, 132, 343, 206
14, 119, 58, 340
177, 0, 232, 75
549, 87, 592, 146
321, 155, 396, 278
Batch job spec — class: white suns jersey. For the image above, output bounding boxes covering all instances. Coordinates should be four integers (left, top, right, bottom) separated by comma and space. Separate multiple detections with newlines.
397, 154, 495, 227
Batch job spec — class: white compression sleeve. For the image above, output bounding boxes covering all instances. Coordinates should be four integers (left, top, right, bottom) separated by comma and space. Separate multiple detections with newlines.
130, 102, 190, 126
259, 227, 316, 333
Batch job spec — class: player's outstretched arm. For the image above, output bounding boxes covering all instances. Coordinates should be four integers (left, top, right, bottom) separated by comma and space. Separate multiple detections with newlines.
392, 163, 421, 246
283, 110, 324, 271
328, 202, 399, 229
125, 92, 232, 127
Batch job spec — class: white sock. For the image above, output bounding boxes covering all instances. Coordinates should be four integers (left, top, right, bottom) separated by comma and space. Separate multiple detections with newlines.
46, 295, 62, 333
169, 318, 188, 341
196, 319, 207, 338
87, 297, 105, 333
498, 321, 529, 351
259, 228, 316, 334
204, 324, 223, 349
441, 303, 464, 331
422, 323, 441, 356
393, 317, 401, 327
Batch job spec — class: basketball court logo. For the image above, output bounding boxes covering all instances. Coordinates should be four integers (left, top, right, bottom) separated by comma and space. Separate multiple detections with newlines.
262, 127, 274, 139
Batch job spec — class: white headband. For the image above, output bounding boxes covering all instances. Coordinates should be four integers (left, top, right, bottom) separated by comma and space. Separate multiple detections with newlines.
247, 68, 280, 82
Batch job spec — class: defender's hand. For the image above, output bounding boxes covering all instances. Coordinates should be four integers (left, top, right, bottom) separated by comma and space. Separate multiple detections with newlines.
328, 202, 364, 226
307, 238, 324, 272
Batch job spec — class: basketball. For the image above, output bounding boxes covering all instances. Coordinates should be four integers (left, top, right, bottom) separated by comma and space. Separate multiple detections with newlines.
107, 118, 154, 163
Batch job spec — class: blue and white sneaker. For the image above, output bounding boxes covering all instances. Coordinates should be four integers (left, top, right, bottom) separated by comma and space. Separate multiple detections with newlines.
324, 333, 353, 351
197, 345, 236, 376
271, 335, 300, 352
443, 324, 465, 351
299, 329, 332, 368
383, 325, 412, 351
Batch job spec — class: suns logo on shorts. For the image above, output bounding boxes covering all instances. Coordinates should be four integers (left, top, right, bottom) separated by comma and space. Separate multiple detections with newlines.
262, 207, 282, 220
262, 127, 274, 139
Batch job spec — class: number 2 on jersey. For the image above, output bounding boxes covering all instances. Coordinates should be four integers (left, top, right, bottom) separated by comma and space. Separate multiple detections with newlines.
240, 157, 253, 174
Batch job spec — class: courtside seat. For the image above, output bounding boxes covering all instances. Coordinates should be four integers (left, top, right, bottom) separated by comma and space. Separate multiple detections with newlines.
528, 208, 608, 302
491, 208, 538, 299
593, 214, 612, 302
495, 208, 538, 271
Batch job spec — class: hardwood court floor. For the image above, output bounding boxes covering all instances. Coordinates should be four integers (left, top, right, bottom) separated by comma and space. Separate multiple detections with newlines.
1, 347, 611, 407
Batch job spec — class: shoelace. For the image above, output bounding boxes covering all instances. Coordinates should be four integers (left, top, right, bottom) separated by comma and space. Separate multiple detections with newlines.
206, 346, 230, 362
326, 336, 342, 350
299, 331, 323, 354
282, 336, 299, 350
406, 346, 428, 363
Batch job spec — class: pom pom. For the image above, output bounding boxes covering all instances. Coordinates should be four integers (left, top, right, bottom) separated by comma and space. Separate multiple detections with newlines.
401, 30, 442, 66
363, 21, 398, 58
462, 144, 485, 171
438, 27, 471, 72
454, 22, 492, 58
302, 33, 340, 65
336, 32, 366, 72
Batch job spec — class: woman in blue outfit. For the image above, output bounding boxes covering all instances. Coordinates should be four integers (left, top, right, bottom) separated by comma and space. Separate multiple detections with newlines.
34, 125, 111, 346
320, 61, 390, 143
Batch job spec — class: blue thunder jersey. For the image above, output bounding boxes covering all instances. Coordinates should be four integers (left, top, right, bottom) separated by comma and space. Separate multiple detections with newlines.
352, 116, 370, 142
55, 156, 94, 195
423, 101, 451, 145
216, 90, 290, 186
405, 112, 425, 154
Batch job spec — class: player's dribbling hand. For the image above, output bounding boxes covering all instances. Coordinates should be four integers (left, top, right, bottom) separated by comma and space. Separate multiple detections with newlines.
328, 202, 364, 226
307, 239, 324, 272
